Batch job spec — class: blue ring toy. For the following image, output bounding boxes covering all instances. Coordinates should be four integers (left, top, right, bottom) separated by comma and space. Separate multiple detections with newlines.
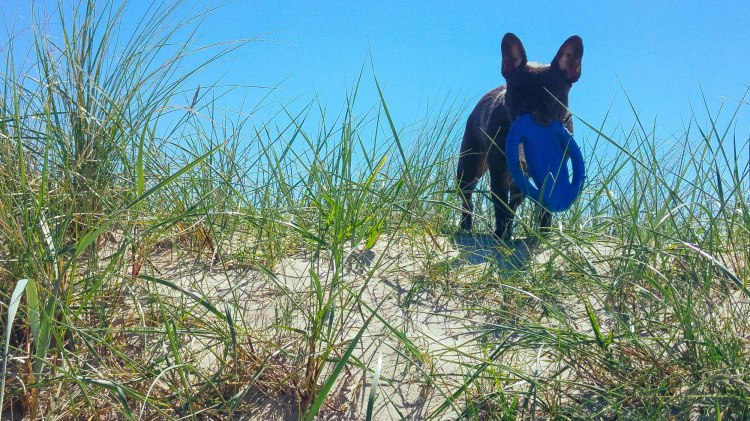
505, 114, 585, 212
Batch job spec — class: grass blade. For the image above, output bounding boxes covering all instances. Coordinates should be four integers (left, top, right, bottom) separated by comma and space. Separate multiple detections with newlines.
365, 353, 382, 421
1, 279, 29, 411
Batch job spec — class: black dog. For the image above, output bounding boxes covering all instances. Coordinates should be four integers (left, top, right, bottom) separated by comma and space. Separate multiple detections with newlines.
457, 33, 583, 240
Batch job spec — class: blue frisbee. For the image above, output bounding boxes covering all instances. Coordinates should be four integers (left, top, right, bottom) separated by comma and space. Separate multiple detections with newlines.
505, 114, 585, 212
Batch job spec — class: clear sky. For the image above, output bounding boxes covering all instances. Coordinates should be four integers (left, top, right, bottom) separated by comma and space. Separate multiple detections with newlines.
206, 1, 750, 140
4, 1, 750, 144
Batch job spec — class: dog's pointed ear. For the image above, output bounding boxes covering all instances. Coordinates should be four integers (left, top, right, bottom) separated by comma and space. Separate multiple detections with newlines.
501, 33, 527, 79
552, 35, 583, 83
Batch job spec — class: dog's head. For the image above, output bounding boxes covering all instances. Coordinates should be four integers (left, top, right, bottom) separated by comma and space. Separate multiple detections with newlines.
501, 33, 583, 127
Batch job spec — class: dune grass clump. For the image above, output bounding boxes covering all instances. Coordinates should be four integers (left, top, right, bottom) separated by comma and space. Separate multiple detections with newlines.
1, 1, 749, 420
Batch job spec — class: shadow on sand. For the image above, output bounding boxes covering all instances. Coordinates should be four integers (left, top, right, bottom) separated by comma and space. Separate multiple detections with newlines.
451, 233, 538, 270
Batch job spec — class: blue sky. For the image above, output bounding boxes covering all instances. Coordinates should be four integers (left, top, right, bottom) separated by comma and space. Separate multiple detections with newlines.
4, 1, 750, 144
204, 0, 750, 140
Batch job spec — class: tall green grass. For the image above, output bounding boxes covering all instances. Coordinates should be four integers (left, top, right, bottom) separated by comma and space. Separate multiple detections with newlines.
2, 1, 749, 420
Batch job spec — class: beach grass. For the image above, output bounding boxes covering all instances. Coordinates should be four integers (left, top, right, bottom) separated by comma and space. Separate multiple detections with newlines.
1, 1, 749, 419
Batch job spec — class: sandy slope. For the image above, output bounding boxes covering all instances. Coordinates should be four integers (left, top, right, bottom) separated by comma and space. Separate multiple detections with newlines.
116, 228, 750, 419
137, 232, 583, 420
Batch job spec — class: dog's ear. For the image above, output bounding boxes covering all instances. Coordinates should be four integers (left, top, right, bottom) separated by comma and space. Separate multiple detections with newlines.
501, 33, 527, 79
552, 36, 583, 83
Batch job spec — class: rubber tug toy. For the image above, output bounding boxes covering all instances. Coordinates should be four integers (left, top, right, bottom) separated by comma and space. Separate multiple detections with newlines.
505, 114, 585, 212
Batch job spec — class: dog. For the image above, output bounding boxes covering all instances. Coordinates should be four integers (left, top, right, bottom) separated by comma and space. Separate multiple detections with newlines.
456, 33, 583, 241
